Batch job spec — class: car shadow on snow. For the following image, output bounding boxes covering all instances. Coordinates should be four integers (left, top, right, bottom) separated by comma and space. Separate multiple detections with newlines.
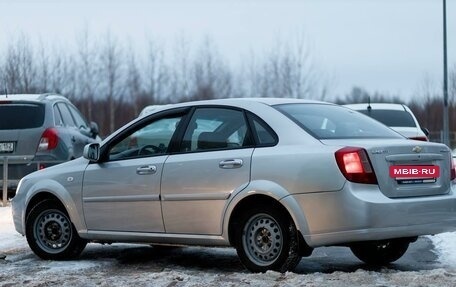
74, 237, 440, 274
79, 244, 245, 273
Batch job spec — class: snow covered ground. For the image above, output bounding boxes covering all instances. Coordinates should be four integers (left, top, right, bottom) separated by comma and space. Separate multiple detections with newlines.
2, 205, 456, 286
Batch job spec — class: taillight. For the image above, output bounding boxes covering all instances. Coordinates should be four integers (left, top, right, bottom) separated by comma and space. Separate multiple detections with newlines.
38, 128, 59, 151
409, 136, 429, 141
335, 147, 378, 184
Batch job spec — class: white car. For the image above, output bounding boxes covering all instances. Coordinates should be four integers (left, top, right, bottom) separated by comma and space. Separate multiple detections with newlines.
344, 103, 429, 141
138, 105, 170, 117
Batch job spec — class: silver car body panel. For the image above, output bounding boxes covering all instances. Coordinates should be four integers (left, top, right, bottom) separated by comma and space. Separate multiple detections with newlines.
161, 148, 253, 235
12, 98, 456, 250
82, 155, 167, 233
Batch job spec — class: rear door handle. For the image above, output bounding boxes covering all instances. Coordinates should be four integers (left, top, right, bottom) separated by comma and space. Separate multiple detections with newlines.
219, 159, 243, 169
136, 165, 157, 175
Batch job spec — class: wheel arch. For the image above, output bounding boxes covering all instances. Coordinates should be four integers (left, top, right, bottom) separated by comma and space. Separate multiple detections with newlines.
224, 180, 312, 252
24, 180, 86, 233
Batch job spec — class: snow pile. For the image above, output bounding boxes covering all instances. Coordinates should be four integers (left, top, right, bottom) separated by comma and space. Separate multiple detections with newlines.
0, 205, 28, 252
429, 232, 456, 268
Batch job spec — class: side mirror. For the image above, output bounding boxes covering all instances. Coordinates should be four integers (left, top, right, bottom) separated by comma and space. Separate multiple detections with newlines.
83, 143, 100, 162
90, 122, 99, 139
421, 127, 430, 137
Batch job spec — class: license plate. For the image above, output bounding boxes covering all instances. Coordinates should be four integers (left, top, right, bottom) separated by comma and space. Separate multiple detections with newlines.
389, 165, 440, 178
397, 178, 437, 184
0, 142, 14, 153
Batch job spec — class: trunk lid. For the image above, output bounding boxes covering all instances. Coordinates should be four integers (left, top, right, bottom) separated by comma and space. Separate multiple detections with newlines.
0, 128, 45, 157
322, 139, 452, 198
0, 101, 46, 158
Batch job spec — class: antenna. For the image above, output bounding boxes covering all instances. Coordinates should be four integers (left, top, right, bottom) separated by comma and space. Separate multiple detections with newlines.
367, 96, 371, 112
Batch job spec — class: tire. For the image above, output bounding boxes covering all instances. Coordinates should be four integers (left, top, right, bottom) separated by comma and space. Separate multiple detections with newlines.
350, 239, 410, 265
234, 205, 301, 273
25, 199, 87, 260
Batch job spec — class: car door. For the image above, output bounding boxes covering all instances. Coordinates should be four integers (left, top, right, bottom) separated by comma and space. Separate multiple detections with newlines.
82, 111, 185, 232
66, 104, 98, 156
161, 107, 254, 235
55, 102, 86, 158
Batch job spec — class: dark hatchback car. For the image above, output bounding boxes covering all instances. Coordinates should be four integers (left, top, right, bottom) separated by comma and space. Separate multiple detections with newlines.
0, 93, 100, 197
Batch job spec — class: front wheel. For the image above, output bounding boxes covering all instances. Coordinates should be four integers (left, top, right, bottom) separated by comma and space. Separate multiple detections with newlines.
26, 199, 87, 260
234, 205, 301, 272
350, 239, 410, 265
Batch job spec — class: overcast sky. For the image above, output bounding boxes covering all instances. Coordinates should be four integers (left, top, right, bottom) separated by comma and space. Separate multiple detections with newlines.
0, 0, 454, 100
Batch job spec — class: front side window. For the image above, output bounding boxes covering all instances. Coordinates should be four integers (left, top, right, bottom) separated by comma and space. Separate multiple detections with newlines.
180, 108, 252, 152
68, 105, 89, 129
275, 104, 404, 140
108, 116, 182, 161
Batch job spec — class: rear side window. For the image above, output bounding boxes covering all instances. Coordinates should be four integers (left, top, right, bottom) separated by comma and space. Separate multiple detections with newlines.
180, 108, 253, 152
0, 103, 45, 130
248, 113, 277, 146
356, 109, 416, 127
57, 103, 76, 127
275, 104, 403, 140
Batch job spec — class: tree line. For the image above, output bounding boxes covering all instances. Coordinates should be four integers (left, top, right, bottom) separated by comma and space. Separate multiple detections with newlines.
0, 30, 455, 140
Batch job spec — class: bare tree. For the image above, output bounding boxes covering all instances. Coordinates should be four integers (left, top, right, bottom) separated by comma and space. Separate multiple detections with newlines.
170, 33, 192, 102
191, 36, 232, 100
18, 35, 37, 93
3, 37, 24, 93
36, 39, 50, 92
144, 37, 168, 104
99, 31, 124, 133
76, 25, 99, 121
241, 33, 321, 99
125, 43, 143, 116
449, 64, 456, 106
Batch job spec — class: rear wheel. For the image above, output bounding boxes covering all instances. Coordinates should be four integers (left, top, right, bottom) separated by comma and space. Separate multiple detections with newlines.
26, 199, 87, 260
234, 205, 301, 272
350, 239, 410, 265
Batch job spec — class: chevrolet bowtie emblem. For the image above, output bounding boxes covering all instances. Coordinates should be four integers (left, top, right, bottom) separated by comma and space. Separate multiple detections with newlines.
412, 146, 422, 153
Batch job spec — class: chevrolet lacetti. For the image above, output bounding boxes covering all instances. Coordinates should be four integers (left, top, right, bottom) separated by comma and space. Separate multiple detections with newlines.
11, 98, 456, 272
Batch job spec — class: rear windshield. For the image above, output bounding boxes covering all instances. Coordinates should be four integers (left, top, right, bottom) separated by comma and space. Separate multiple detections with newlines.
275, 104, 404, 140
355, 109, 416, 127
0, 103, 45, 130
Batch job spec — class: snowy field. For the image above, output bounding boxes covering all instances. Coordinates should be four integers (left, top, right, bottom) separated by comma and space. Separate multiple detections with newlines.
2, 205, 456, 287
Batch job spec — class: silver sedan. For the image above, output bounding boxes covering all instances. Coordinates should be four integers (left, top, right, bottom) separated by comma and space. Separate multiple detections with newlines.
11, 98, 456, 272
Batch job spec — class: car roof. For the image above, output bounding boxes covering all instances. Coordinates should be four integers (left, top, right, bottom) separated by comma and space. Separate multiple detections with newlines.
343, 103, 407, 111
0, 93, 68, 103
136, 98, 331, 118
163, 97, 328, 109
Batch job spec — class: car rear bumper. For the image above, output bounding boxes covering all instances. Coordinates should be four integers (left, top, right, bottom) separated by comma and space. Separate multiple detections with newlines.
287, 182, 456, 247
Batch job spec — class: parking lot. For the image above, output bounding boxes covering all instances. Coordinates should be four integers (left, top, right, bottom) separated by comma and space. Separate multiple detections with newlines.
2, 206, 456, 287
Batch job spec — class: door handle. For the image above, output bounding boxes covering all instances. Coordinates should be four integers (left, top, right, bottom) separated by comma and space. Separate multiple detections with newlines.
219, 159, 243, 169
136, 165, 157, 175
